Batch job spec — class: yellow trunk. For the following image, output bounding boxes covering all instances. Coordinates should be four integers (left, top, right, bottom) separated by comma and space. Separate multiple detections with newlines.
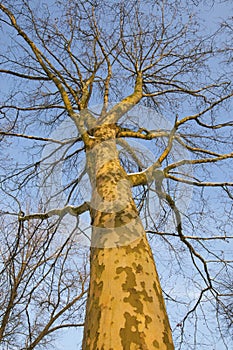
83, 125, 174, 349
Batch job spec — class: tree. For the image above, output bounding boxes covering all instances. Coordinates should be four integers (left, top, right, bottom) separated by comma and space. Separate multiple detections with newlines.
0, 0, 233, 349
0, 214, 88, 350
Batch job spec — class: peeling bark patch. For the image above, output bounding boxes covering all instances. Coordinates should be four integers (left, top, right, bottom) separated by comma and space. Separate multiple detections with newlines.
116, 266, 153, 315
145, 315, 152, 328
120, 312, 148, 350
116, 266, 136, 286
123, 289, 144, 314
134, 263, 143, 273
162, 326, 174, 350
92, 123, 118, 140
125, 238, 145, 254
84, 281, 103, 349
117, 266, 143, 313
141, 281, 145, 288
96, 263, 105, 279
114, 208, 136, 227
93, 280, 104, 298
91, 248, 106, 276
153, 339, 160, 348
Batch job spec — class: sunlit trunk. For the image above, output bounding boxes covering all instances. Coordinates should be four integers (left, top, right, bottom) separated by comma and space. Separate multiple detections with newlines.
82, 125, 174, 350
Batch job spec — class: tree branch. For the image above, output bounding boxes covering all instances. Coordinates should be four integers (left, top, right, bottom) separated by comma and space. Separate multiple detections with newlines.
117, 127, 169, 139
127, 123, 178, 187
164, 151, 233, 172
0, 69, 50, 80
0, 4, 91, 146
166, 174, 233, 187
176, 92, 233, 127
98, 72, 143, 124
18, 202, 90, 221
0, 131, 74, 144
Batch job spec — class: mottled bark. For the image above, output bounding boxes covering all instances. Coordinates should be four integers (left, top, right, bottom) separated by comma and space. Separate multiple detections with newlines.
82, 125, 174, 349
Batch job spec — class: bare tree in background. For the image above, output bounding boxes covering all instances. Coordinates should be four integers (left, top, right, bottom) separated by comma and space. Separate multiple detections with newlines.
0, 213, 88, 349
0, 0, 233, 349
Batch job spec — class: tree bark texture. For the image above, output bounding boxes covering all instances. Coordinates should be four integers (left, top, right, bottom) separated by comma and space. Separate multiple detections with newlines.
82, 125, 174, 350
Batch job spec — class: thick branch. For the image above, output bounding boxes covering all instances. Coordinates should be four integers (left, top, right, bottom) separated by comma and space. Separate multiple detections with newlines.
128, 167, 162, 187
127, 124, 177, 187
98, 72, 143, 125
18, 202, 90, 222
117, 127, 169, 139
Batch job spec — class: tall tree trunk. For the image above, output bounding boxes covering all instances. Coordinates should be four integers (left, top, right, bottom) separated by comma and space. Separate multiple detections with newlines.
83, 125, 174, 350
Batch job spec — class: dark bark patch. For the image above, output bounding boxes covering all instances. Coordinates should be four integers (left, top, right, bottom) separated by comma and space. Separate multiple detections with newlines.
134, 263, 143, 273
123, 288, 144, 314
120, 312, 148, 350
95, 262, 105, 279
145, 315, 152, 328
116, 266, 136, 288
114, 203, 138, 228
116, 266, 153, 314
162, 324, 174, 350
153, 281, 165, 311
125, 238, 145, 254
93, 280, 103, 298
153, 339, 160, 348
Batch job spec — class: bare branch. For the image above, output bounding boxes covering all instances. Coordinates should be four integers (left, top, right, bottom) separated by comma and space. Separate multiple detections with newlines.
164, 151, 233, 172
166, 174, 233, 187
0, 69, 50, 80
0, 131, 75, 144
18, 202, 90, 221
98, 72, 143, 124
177, 92, 233, 127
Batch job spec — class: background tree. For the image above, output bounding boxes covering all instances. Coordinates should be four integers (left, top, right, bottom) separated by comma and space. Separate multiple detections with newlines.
0, 210, 88, 349
0, 0, 233, 349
